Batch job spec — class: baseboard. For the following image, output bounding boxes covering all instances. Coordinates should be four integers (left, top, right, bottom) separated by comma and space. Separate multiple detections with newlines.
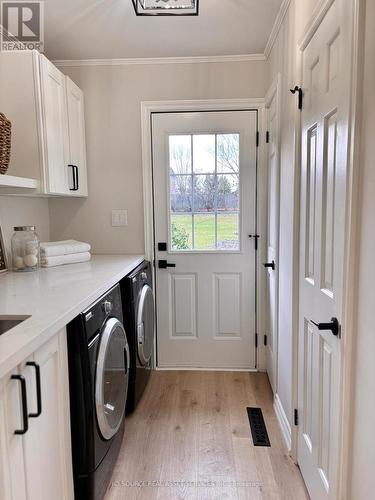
273, 393, 292, 451
155, 366, 258, 372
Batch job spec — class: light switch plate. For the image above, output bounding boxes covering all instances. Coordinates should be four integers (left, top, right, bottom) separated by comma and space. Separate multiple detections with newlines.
111, 210, 128, 227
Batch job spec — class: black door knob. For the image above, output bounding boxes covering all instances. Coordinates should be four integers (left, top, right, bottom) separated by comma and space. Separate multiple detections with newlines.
311, 317, 340, 337
264, 260, 275, 270
158, 260, 176, 269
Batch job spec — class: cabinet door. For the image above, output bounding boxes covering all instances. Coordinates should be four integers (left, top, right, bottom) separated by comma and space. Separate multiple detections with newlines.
40, 55, 69, 195
66, 77, 88, 196
0, 368, 28, 500
0, 51, 44, 183
22, 330, 74, 500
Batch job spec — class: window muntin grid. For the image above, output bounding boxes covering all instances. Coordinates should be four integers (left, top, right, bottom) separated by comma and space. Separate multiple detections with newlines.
169, 133, 240, 252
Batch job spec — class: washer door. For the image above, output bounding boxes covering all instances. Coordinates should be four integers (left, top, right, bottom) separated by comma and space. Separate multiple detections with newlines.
137, 284, 155, 366
95, 317, 130, 441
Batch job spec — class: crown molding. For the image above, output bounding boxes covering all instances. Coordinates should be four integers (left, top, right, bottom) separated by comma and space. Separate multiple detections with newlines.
53, 53, 266, 68
264, 0, 292, 59
52, 2, 293, 68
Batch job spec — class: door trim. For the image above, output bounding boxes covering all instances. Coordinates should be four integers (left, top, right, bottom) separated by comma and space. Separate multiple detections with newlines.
291, 2, 365, 498
264, 73, 282, 393
140, 99, 267, 370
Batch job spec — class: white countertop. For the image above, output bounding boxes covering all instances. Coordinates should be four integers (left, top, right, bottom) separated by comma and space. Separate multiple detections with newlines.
0, 254, 145, 378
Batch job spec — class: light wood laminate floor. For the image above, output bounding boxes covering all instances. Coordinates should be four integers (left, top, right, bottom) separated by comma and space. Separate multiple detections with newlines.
105, 371, 309, 500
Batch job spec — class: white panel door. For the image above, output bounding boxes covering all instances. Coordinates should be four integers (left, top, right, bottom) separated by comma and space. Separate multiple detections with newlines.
40, 55, 69, 195
152, 111, 257, 369
265, 81, 280, 393
298, 1, 351, 498
66, 77, 88, 197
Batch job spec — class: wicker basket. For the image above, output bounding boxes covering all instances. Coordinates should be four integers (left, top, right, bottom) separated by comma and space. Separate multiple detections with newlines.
0, 112, 12, 175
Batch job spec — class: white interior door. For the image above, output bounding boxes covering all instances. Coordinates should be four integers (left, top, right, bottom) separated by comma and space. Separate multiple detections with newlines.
152, 110, 257, 369
265, 79, 280, 393
298, 0, 351, 498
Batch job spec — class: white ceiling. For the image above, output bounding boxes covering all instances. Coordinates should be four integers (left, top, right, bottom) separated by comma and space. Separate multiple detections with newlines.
43, 0, 283, 61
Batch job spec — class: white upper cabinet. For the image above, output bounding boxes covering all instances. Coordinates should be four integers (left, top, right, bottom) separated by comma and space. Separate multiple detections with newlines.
65, 77, 88, 197
0, 50, 88, 197
39, 56, 70, 195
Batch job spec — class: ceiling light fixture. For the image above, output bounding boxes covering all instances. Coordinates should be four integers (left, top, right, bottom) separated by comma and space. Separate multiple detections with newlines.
132, 0, 199, 16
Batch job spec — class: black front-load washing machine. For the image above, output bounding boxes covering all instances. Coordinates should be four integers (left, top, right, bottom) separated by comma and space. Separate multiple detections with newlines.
120, 261, 155, 413
67, 283, 130, 500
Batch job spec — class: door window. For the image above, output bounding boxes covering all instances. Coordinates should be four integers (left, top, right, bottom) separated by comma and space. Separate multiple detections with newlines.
169, 133, 240, 251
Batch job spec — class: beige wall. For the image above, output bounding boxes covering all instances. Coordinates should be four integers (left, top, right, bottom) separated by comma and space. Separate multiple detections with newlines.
350, 0, 375, 496
49, 60, 268, 254
0, 197, 50, 262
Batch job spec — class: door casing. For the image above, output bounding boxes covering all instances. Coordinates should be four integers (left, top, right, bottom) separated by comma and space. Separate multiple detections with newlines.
141, 99, 268, 371
264, 73, 282, 394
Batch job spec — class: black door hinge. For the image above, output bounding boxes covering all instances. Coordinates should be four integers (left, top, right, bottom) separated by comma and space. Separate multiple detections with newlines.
264, 335, 267, 346
249, 234, 260, 250
290, 86, 303, 110
256, 131, 259, 147
294, 409, 299, 426
255, 333, 258, 348
266, 131, 270, 144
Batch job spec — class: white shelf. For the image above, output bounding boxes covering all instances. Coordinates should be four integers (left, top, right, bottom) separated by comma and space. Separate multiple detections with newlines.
0, 174, 39, 190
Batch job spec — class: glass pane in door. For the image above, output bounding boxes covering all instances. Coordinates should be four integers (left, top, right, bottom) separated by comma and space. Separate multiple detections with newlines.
168, 133, 241, 252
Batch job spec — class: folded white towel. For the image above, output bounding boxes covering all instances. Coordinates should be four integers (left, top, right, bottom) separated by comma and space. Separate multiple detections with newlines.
41, 252, 91, 268
40, 240, 91, 257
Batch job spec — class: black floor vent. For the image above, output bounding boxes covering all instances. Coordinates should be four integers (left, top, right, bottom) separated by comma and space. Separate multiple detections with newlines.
247, 407, 271, 447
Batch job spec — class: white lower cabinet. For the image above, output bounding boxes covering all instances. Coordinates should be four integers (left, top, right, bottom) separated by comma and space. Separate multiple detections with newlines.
0, 329, 74, 500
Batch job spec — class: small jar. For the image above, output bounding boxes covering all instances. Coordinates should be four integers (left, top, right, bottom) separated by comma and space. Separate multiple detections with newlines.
11, 226, 40, 272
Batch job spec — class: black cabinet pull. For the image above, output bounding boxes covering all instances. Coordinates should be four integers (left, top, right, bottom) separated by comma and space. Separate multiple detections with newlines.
68, 165, 76, 191
311, 317, 340, 337
11, 375, 29, 435
264, 260, 275, 270
26, 362, 42, 418
158, 260, 176, 269
68, 165, 79, 191
74, 165, 79, 191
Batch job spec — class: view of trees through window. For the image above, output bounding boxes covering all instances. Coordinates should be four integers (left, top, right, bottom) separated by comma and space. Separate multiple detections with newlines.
169, 133, 240, 251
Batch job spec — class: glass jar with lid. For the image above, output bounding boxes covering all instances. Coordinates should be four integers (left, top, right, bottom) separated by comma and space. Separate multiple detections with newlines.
11, 226, 40, 272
